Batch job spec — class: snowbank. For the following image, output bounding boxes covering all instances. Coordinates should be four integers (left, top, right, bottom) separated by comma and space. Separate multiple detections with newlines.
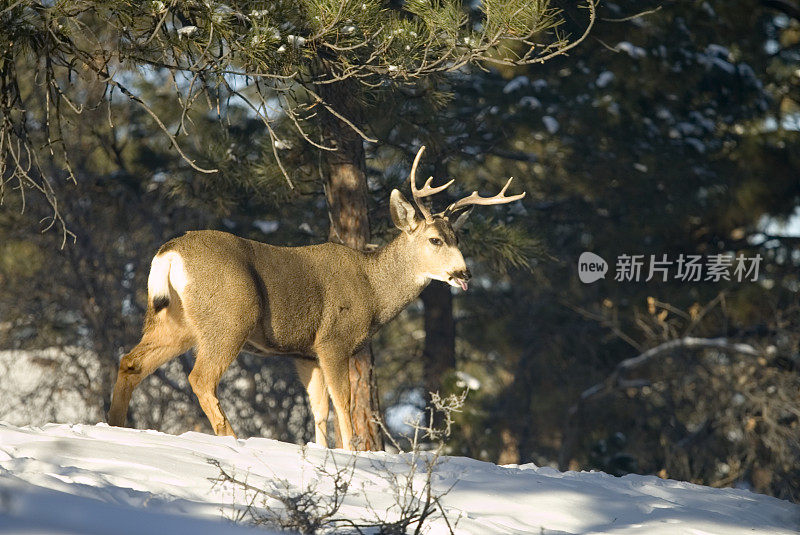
0, 423, 797, 534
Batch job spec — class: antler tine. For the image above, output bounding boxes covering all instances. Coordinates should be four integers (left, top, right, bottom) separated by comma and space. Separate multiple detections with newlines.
419, 176, 456, 197
442, 177, 526, 216
409, 145, 454, 222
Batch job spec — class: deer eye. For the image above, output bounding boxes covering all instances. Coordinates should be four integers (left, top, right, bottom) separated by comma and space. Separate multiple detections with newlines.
429, 237, 443, 246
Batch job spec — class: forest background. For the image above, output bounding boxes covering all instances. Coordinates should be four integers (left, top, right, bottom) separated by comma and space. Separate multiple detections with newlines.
1, 0, 798, 502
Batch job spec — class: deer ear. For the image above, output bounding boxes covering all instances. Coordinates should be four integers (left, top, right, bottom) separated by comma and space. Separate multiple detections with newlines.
390, 189, 419, 233
450, 207, 473, 231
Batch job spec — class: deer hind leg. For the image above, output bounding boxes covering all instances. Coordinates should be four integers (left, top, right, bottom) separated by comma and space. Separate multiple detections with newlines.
316, 347, 354, 450
108, 321, 192, 428
188, 336, 247, 438
294, 358, 330, 447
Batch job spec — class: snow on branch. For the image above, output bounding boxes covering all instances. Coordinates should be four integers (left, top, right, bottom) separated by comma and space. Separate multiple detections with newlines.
577, 337, 761, 405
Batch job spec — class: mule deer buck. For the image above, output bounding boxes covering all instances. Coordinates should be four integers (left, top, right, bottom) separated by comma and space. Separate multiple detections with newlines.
108, 146, 525, 450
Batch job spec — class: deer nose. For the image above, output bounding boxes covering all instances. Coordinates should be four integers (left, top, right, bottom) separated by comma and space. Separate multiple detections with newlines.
453, 268, 471, 281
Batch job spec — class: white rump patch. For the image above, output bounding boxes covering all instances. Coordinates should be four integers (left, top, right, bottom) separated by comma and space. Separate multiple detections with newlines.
167, 253, 188, 294
147, 251, 188, 303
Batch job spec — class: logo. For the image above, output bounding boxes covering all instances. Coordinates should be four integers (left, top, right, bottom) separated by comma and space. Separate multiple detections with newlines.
577, 252, 762, 283
578, 252, 608, 283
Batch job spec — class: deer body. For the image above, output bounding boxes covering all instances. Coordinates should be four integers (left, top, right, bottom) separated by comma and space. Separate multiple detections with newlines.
108, 146, 524, 450
163, 230, 436, 356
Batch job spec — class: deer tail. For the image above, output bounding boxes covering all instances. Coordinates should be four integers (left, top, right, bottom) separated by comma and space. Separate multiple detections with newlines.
147, 251, 187, 313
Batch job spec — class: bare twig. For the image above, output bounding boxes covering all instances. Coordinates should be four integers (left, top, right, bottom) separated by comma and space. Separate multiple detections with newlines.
601, 6, 662, 23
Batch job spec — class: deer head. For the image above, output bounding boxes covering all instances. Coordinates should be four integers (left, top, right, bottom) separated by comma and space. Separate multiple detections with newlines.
388, 146, 526, 291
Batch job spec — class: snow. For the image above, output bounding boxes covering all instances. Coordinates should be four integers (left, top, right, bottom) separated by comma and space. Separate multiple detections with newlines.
0, 348, 103, 428
176, 26, 198, 39
253, 220, 279, 234
705, 44, 731, 59
615, 42, 646, 59
700, 55, 736, 75
502, 76, 529, 94
286, 34, 306, 48
531, 79, 548, 91
697, 45, 736, 74
454, 371, 480, 391
684, 137, 707, 153
758, 206, 800, 238
1, 423, 798, 534
542, 115, 560, 134
596, 71, 615, 88
384, 388, 426, 436
518, 96, 541, 109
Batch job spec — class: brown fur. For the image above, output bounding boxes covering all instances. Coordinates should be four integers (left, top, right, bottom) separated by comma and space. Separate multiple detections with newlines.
108, 191, 469, 450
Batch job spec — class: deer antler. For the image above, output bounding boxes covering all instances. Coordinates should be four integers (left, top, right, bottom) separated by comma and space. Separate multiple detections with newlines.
442, 177, 526, 217
409, 146, 454, 222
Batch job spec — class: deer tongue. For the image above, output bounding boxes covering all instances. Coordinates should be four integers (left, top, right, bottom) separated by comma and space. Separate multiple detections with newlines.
459, 279, 469, 291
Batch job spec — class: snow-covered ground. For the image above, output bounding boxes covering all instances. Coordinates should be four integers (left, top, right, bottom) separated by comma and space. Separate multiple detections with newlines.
0, 348, 105, 427
0, 423, 797, 534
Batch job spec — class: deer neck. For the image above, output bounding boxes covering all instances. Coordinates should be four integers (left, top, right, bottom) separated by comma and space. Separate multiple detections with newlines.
364, 232, 430, 327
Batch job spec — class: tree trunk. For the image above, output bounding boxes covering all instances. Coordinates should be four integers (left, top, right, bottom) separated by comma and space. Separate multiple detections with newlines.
421, 281, 456, 397
317, 79, 383, 451
421, 156, 457, 404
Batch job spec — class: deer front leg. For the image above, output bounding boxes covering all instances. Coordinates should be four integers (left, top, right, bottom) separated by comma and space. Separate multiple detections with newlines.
316, 346, 354, 450
294, 358, 330, 447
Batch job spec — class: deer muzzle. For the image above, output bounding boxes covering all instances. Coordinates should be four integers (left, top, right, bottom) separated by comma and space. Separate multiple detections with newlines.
449, 268, 472, 291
